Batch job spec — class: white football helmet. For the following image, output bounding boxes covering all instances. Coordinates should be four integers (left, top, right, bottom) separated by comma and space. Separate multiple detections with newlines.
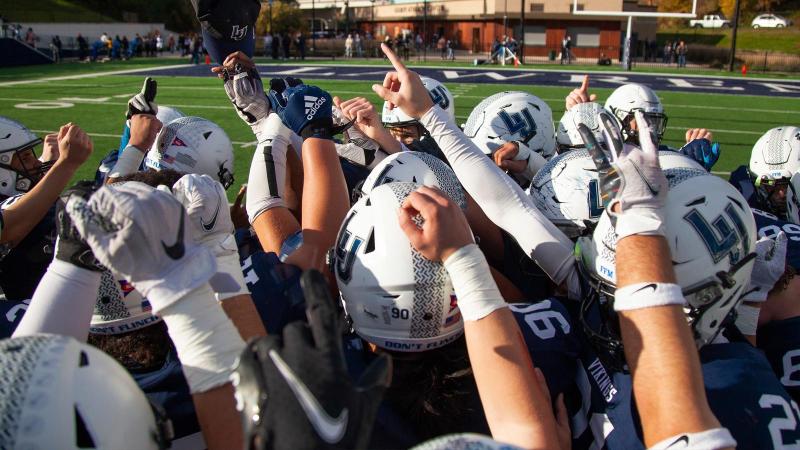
382, 77, 455, 127
749, 127, 800, 219
145, 117, 235, 189
529, 149, 701, 238
335, 182, 465, 352
0, 334, 173, 449
90, 270, 161, 335
578, 168, 756, 349
356, 151, 466, 209
556, 102, 616, 153
0, 116, 48, 197
155, 105, 185, 125
604, 83, 668, 143
464, 91, 556, 159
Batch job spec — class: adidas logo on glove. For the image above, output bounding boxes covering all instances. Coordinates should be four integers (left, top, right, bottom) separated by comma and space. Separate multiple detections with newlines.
304, 96, 326, 120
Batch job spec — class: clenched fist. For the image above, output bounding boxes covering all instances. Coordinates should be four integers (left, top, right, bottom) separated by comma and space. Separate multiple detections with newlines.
57, 123, 93, 169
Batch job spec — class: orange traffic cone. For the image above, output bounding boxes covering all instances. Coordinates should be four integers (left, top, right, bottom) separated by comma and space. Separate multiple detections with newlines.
205, 54, 211, 65
514, 57, 520, 67
741, 64, 747, 76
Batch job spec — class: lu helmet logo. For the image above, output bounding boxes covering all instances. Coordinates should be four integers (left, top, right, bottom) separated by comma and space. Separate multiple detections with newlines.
304, 96, 326, 120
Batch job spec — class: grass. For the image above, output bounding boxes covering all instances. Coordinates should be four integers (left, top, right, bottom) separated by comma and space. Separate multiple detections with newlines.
0, 0, 114, 23
0, 65, 796, 200
659, 27, 800, 55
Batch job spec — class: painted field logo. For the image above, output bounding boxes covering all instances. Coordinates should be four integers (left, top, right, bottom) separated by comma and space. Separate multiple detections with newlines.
684, 203, 750, 264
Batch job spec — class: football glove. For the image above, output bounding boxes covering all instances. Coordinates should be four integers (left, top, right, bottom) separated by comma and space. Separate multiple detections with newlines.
274, 85, 352, 141
267, 76, 304, 111
55, 181, 105, 272
233, 270, 391, 450
743, 231, 788, 302
222, 65, 271, 133
678, 138, 720, 172
66, 181, 218, 312
126, 77, 158, 119
580, 110, 668, 238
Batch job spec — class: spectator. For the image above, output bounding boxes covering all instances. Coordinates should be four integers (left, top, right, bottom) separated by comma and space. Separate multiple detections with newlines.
77, 33, 88, 61
121, 36, 129, 60
677, 40, 687, 68
271, 32, 280, 59
167, 34, 175, 53
156, 34, 163, 54
355, 32, 363, 57
111, 35, 121, 60
191, 34, 201, 64
49, 36, 60, 62
597, 52, 612, 65
415, 33, 423, 55
282, 32, 291, 60
24, 27, 36, 47
100, 32, 109, 46
437, 35, 446, 59
663, 40, 671, 64
263, 33, 272, 57
446, 39, 454, 60
297, 32, 306, 60
345, 33, 353, 58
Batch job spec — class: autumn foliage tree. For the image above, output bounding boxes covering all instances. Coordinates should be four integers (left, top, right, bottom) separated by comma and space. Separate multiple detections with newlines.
255, 0, 306, 35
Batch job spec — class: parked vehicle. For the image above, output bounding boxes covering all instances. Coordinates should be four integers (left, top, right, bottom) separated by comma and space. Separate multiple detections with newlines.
751, 14, 791, 28
689, 14, 731, 29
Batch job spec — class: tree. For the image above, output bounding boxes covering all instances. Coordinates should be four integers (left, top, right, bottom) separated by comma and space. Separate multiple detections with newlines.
255, 1, 306, 35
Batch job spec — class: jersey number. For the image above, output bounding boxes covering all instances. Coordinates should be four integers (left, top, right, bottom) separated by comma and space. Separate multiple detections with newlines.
760, 394, 800, 449
512, 300, 570, 340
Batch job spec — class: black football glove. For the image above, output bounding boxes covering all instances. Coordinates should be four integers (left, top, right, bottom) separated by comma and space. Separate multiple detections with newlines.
233, 270, 391, 450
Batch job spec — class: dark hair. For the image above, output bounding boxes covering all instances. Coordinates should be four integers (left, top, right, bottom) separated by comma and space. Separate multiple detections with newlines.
88, 321, 172, 372
113, 168, 184, 188
381, 336, 489, 441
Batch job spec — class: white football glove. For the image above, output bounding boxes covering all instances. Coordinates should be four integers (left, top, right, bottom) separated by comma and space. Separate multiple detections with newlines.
66, 181, 217, 313
223, 67, 272, 141
582, 110, 668, 238
126, 77, 158, 119
743, 231, 788, 302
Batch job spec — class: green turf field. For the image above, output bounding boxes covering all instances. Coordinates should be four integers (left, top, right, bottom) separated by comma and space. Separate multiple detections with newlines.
0, 66, 797, 200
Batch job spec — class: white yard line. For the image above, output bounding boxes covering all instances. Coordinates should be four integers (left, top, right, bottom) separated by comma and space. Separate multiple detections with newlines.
29, 128, 255, 146
0, 64, 193, 87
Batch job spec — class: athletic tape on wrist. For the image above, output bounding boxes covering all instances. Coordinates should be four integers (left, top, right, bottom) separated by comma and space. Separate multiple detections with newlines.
613, 282, 685, 311
443, 244, 507, 321
735, 303, 760, 336
648, 427, 736, 450
109, 145, 146, 179
160, 283, 245, 393
214, 251, 249, 301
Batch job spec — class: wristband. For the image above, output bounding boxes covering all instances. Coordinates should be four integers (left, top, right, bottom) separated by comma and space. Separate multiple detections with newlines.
160, 283, 245, 393
443, 244, 507, 321
735, 303, 760, 336
649, 427, 736, 450
109, 145, 146, 179
613, 282, 685, 311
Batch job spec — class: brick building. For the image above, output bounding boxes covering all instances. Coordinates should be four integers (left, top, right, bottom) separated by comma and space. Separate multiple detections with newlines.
296, 0, 658, 59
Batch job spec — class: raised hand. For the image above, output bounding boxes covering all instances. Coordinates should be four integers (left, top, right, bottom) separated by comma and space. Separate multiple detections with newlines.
275, 85, 340, 140
127, 114, 162, 152
216, 52, 271, 128
493, 141, 527, 173
55, 181, 104, 271
57, 123, 93, 169
744, 231, 789, 302
127, 77, 158, 119
398, 185, 474, 262
678, 138, 720, 172
40, 133, 59, 162
232, 270, 391, 450
566, 74, 597, 110
66, 181, 217, 311
371, 43, 434, 120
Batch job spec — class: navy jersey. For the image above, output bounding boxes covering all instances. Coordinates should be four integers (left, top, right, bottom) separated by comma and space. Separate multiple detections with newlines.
134, 346, 201, 441
239, 250, 306, 335
730, 165, 758, 207
0, 197, 56, 300
0, 297, 29, 338
758, 317, 800, 405
752, 207, 800, 270
700, 342, 800, 449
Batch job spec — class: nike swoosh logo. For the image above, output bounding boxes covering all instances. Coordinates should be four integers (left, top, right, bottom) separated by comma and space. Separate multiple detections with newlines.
161, 212, 185, 260
666, 435, 689, 449
634, 283, 657, 294
201, 196, 221, 231
269, 349, 348, 444
632, 163, 659, 196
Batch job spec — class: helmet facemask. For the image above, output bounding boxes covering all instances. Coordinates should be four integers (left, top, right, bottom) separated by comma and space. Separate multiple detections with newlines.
615, 109, 668, 145
752, 172, 791, 219
0, 138, 49, 194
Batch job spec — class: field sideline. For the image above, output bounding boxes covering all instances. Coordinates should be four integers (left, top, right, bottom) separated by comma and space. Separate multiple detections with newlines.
0, 62, 797, 199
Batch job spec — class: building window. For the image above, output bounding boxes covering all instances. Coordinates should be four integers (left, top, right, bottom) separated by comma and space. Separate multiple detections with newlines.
530, 3, 544, 12
570, 3, 584, 12
566, 27, 599, 47
515, 25, 545, 46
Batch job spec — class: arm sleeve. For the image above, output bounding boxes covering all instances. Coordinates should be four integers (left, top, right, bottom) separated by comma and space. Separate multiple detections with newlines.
13, 259, 101, 342
246, 132, 290, 224
335, 142, 388, 170
419, 106, 575, 285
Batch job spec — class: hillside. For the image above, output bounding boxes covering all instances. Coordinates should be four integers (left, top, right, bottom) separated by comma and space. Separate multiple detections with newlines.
0, 0, 114, 22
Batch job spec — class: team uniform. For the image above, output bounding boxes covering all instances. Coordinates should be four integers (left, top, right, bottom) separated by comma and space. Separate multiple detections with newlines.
758, 317, 800, 405
751, 207, 800, 270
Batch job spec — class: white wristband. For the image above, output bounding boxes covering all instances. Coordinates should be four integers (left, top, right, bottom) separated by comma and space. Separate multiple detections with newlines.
443, 244, 507, 321
649, 427, 736, 450
109, 145, 146, 179
160, 283, 245, 393
613, 282, 685, 311
735, 303, 760, 336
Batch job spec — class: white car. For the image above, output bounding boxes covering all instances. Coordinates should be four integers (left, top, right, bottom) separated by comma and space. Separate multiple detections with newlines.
689, 14, 731, 29
752, 14, 791, 28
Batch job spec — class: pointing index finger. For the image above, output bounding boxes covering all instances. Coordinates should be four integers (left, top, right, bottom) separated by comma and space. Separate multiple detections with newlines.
580, 74, 590, 93
382, 43, 407, 74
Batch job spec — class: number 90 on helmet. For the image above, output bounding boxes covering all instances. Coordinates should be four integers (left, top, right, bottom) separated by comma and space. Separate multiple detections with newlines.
334, 182, 465, 352
578, 168, 756, 349
464, 91, 556, 159
145, 116, 235, 189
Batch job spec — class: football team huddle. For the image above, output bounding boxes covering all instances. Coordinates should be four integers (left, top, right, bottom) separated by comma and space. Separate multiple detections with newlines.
0, 35, 799, 450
